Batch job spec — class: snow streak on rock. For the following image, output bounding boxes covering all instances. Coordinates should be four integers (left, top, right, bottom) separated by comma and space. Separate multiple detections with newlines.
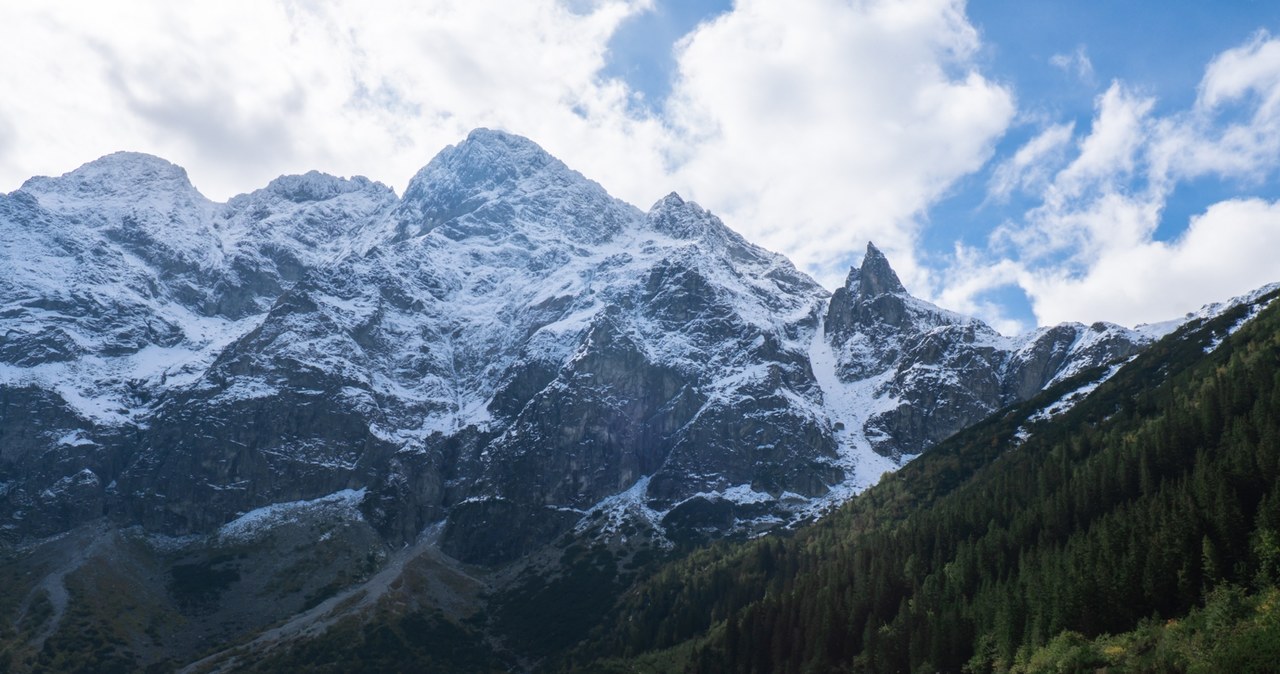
805, 318, 901, 502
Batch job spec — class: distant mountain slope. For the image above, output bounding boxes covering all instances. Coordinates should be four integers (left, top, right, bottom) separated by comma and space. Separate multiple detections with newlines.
567, 285, 1280, 673
5, 130, 1258, 672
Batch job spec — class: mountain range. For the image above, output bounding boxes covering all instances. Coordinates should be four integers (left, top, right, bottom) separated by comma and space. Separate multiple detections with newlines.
0, 129, 1272, 671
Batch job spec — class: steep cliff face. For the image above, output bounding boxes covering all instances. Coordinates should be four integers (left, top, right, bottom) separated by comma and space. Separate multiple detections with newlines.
2, 130, 1161, 562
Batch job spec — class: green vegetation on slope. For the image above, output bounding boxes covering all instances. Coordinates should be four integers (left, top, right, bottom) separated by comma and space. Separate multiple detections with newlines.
569, 290, 1280, 673
1005, 583, 1280, 674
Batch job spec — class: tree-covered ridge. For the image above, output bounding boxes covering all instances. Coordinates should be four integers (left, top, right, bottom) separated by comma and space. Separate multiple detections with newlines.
572, 288, 1280, 673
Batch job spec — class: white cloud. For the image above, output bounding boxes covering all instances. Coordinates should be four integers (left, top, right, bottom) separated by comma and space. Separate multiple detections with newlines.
0, 0, 671, 206
1049, 45, 1095, 84
1025, 198, 1280, 326
933, 247, 1029, 334
663, 0, 1015, 288
1147, 30, 1280, 184
988, 122, 1074, 201
986, 83, 1158, 272
1198, 30, 1280, 112
1050, 83, 1154, 205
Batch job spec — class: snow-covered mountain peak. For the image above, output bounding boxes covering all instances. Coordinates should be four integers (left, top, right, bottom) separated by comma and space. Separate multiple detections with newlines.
646, 191, 728, 241
212, 171, 400, 286
641, 191, 801, 288
655, 191, 685, 207
259, 171, 392, 204
394, 128, 638, 244
18, 151, 203, 205
2, 151, 223, 311
825, 241, 966, 346
404, 128, 558, 193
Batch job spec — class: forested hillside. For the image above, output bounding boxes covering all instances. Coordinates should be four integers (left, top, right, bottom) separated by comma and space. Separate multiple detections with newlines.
568, 288, 1280, 673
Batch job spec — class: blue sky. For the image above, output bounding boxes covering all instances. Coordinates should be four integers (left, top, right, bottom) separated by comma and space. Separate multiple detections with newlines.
600, 0, 733, 109
3, 0, 1280, 332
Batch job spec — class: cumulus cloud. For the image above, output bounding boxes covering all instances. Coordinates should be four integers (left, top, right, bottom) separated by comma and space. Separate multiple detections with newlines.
1150, 30, 1280, 184
1025, 198, 1280, 326
662, 0, 1015, 288
1198, 30, 1280, 112
1052, 85, 1154, 202
988, 83, 1159, 270
932, 248, 1028, 335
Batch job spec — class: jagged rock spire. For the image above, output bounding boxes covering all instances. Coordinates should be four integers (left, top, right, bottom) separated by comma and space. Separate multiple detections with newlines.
824, 241, 910, 341
857, 242, 906, 298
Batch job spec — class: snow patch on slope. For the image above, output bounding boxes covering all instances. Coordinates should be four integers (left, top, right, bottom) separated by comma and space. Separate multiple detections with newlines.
0, 311, 261, 425
1201, 289, 1278, 353
217, 488, 367, 544
1031, 359, 1128, 424
575, 476, 669, 544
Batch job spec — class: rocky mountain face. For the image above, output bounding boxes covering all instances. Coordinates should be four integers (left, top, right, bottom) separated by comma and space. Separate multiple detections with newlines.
0, 131, 1160, 566
824, 243, 1149, 461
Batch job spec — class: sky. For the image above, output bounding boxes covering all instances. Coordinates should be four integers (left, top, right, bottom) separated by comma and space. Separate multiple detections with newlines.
2, 0, 1279, 334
